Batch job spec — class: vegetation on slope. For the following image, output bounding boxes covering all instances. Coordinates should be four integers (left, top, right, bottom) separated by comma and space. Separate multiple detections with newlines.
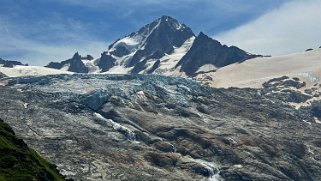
0, 118, 65, 181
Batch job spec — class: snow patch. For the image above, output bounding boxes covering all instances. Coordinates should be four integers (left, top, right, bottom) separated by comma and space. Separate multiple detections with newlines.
82, 59, 100, 73
314, 117, 321, 124
110, 36, 144, 53
302, 120, 312, 125
135, 91, 147, 100
153, 36, 195, 74
94, 112, 135, 140
196, 64, 217, 73
233, 164, 243, 169
60, 169, 77, 176
105, 65, 132, 74
185, 157, 223, 181
0, 66, 73, 77
60, 63, 70, 71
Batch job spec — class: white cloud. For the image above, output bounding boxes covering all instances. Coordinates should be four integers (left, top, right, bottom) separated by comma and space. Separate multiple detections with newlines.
216, 0, 321, 56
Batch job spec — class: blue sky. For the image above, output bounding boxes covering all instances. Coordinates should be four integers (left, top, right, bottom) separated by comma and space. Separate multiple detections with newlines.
1, 0, 320, 65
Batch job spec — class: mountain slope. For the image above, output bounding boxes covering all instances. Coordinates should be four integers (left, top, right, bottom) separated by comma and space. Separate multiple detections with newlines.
177, 32, 259, 76
0, 118, 65, 181
201, 49, 321, 88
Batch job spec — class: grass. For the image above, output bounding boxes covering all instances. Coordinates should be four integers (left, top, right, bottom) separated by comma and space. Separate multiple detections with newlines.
0, 118, 66, 181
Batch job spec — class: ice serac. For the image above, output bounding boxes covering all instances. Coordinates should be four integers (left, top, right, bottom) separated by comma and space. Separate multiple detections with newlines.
96, 15, 195, 74
46, 52, 92, 73
176, 32, 260, 76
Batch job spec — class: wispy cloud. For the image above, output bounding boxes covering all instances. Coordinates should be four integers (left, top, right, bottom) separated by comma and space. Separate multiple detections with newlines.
216, 0, 321, 56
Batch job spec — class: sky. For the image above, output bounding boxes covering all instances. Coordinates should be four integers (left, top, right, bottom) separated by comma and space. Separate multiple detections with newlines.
0, 0, 320, 65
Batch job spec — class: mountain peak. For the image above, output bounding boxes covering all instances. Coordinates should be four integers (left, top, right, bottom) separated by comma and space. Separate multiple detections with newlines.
72, 52, 81, 59
102, 15, 195, 71
157, 15, 188, 31
159, 15, 174, 21
198, 31, 207, 37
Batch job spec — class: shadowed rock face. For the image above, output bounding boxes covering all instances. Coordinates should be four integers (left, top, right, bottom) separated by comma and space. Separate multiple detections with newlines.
176, 32, 259, 76
0, 74, 321, 180
46, 52, 89, 73
95, 52, 116, 72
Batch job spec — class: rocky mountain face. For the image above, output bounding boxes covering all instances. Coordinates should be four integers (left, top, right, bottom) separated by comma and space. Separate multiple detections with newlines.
176, 32, 258, 76
1, 74, 321, 180
47, 16, 258, 76
0, 58, 27, 68
0, 118, 65, 180
46, 52, 92, 73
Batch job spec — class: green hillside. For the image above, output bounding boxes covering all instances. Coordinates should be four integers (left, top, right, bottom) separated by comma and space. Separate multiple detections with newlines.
0, 118, 65, 181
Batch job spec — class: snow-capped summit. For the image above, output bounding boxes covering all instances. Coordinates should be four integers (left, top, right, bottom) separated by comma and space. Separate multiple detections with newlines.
95, 15, 195, 74
108, 15, 193, 58
46, 16, 258, 76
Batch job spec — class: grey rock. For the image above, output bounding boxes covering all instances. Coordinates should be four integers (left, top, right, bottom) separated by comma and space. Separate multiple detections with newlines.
0, 74, 320, 180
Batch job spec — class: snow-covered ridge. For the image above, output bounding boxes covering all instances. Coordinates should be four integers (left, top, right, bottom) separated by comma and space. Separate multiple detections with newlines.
107, 18, 162, 66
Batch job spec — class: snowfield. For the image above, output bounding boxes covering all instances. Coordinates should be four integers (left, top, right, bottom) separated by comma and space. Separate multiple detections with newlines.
0, 65, 73, 77
202, 49, 321, 88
